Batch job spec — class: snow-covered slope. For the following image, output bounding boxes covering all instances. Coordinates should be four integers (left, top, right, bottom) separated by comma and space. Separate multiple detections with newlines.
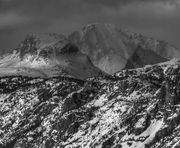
0, 33, 104, 79
1, 58, 180, 147
69, 23, 180, 74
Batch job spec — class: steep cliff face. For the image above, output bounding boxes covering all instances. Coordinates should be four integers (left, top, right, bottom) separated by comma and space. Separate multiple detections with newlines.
124, 46, 168, 69
0, 33, 103, 79
69, 23, 179, 74
1, 59, 180, 148
69, 23, 136, 74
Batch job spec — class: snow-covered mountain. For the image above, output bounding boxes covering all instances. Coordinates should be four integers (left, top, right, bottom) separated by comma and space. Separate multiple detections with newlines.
1, 23, 179, 78
1, 58, 180, 147
1, 23, 180, 148
69, 23, 180, 73
0, 33, 104, 79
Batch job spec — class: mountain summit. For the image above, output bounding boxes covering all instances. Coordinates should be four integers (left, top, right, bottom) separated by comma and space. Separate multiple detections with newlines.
0, 33, 103, 79
0, 23, 180, 78
69, 23, 180, 74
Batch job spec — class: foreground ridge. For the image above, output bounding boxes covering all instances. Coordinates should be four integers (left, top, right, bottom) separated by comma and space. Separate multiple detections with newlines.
1, 59, 180, 147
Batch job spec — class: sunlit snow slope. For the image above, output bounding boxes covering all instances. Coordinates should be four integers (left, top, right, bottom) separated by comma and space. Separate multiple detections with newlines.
1, 59, 180, 147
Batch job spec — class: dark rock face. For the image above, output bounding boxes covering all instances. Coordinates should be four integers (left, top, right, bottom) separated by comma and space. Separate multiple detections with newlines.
1, 59, 180, 147
15, 33, 67, 57
15, 33, 78, 59
124, 45, 168, 69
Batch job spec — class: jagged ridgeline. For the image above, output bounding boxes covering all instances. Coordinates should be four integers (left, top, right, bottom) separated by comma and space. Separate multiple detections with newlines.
1, 59, 180, 147
1, 23, 180, 79
0, 33, 104, 79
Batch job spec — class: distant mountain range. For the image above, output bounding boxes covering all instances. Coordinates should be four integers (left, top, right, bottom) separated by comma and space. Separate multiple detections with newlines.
0, 23, 180, 78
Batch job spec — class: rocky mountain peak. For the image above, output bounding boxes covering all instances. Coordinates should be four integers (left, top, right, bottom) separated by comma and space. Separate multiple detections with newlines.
15, 33, 69, 58
69, 23, 180, 74
81, 23, 119, 34
0, 33, 104, 79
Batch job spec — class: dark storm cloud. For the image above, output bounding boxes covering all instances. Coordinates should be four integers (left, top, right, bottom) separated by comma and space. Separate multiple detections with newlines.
0, 0, 180, 52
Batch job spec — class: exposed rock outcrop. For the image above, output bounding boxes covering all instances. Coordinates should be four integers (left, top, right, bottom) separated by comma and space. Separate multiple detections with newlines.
1, 59, 180, 147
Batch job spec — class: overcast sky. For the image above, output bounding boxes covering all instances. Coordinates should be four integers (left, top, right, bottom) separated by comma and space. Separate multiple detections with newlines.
0, 0, 180, 53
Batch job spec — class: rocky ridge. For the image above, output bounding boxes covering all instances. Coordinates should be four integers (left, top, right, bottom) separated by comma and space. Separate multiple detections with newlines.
0, 33, 103, 79
1, 58, 180, 147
